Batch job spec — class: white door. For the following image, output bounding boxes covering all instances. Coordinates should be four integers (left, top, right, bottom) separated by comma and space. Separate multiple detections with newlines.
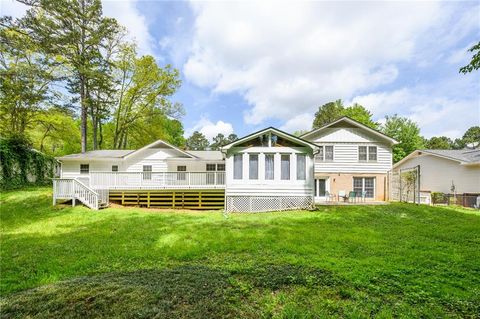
314, 178, 328, 200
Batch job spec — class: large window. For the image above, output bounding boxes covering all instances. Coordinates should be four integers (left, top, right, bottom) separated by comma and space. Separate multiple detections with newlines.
80, 164, 89, 174
353, 177, 375, 198
249, 154, 259, 180
234, 154, 243, 179
143, 165, 152, 180
296, 154, 306, 180
265, 154, 274, 180
359, 146, 377, 162
281, 154, 290, 180
316, 146, 334, 162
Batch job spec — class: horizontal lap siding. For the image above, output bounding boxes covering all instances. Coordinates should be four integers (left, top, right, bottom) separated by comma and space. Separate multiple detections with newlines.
61, 161, 119, 178
314, 143, 392, 174
124, 149, 178, 172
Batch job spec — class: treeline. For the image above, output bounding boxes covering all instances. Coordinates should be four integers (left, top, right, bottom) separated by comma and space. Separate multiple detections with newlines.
308, 100, 479, 162
0, 0, 185, 156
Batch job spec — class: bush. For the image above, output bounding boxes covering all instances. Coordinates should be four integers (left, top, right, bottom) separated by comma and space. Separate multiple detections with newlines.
0, 136, 58, 189
431, 192, 446, 204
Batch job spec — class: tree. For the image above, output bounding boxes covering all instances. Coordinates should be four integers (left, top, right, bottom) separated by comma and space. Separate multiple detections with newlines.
461, 126, 480, 146
381, 115, 424, 162
343, 103, 379, 129
425, 136, 453, 149
312, 100, 378, 129
460, 41, 480, 74
312, 100, 344, 128
186, 131, 209, 150
111, 44, 183, 149
210, 133, 227, 150
11, 0, 122, 152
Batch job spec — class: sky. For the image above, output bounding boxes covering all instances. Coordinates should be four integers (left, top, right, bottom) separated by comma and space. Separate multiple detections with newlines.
2, 0, 480, 141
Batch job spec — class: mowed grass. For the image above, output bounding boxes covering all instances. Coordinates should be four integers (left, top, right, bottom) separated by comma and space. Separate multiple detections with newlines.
1, 187, 479, 318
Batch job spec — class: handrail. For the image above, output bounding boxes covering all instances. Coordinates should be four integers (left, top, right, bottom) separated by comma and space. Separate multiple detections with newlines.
53, 178, 102, 210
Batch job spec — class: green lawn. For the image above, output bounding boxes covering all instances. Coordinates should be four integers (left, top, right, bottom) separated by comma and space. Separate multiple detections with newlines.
1, 187, 479, 318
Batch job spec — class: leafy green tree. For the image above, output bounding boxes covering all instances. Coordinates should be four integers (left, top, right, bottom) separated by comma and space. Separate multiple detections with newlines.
461, 126, 480, 146
186, 131, 209, 151
312, 100, 344, 128
343, 103, 379, 129
112, 44, 183, 149
210, 133, 227, 150
460, 41, 480, 74
381, 115, 424, 162
425, 136, 453, 149
10, 0, 122, 152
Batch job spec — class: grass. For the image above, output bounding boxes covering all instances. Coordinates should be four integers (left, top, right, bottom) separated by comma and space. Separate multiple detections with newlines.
0, 187, 479, 318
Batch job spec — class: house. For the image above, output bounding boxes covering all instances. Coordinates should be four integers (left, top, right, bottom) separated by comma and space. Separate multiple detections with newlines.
52, 117, 397, 212
393, 149, 480, 195
301, 117, 397, 202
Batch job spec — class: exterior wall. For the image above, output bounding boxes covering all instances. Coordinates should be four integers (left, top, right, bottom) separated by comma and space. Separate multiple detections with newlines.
304, 127, 393, 174
225, 146, 314, 197
61, 160, 122, 178
124, 148, 185, 172
395, 154, 480, 194
315, 172, 387, 201
166, 160, 224, 172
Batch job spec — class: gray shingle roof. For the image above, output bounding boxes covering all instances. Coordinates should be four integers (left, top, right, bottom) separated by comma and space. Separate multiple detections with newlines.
186, 150, 224, 160
57, 150, 134, 160
422, 149, 480, 163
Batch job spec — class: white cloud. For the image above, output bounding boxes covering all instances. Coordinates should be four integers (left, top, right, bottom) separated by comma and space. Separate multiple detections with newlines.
1, 0, 28, 18
183, 1, 449, 125
186, 117, 234, 141
280, 113, 314, 134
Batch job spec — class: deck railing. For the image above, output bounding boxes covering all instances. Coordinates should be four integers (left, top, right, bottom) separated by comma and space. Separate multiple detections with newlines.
89, 171, 226, 189
53, 178, 104, 210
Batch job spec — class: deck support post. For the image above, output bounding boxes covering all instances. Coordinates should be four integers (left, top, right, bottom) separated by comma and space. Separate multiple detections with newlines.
172, 192, 175, 209
147, 192, 150, 208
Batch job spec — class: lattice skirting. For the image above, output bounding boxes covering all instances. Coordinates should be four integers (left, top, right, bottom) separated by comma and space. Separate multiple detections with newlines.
226, 195, 313, 213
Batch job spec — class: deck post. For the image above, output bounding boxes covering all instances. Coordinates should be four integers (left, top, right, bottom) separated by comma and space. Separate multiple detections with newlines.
121, 192, 125, 205
199, 192, 202, 209
147, 192, 150, 208
172, 192, 175, 209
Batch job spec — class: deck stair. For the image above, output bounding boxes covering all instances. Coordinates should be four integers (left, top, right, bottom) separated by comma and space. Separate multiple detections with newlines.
53, 178, 109, 210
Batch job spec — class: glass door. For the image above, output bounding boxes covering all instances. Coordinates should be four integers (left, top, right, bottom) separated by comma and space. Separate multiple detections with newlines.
314, 178, 327, 199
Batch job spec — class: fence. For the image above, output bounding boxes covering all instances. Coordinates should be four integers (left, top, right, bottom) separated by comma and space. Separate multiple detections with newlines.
388, 165, 420, 204
431, 193, 480, 208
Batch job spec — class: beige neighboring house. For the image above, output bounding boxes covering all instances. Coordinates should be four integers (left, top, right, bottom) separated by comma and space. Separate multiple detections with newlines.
393, 149, 480, 194
301, 117, 398, 202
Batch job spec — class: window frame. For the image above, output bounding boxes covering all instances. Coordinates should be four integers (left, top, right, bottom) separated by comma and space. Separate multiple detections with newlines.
316, 145, 334, 162
111, 165, 118, 172
249, 154, 259, 180
280, 154, 291, 180
217, 164, 225, 171
352, 177, 375, 199
296, 153, 306, 180
80, 164, 89, 174
358, 145, 378, 162
265, 153, 275, 180
233, 154, 243, 180
142, 165, 152, 180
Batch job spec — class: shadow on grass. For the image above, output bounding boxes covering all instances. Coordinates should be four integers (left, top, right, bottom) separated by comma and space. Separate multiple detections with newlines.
0, 264, 343, 319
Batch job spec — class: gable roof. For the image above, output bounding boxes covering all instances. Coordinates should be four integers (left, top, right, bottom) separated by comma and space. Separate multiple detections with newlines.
301, 116, 398, 144
57, 150, 134, 160
123, 139, 196, 160
394, 149, 480, 168
221, 127, 319, 151
186, 150, 224, 160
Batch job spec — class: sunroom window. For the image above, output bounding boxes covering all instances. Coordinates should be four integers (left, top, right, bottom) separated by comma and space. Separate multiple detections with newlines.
234, 154, 243, 179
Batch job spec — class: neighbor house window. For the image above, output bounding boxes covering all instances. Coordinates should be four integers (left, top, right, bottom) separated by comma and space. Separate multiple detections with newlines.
112, 165, 118, 172
265, 154, 274, 180
353, 177, 375, 198
80, 164, 89, 174
177, 165, 186, 181
359, 146, 377, 162
296, 154, 306, 180
281, 154, 290, 180
234, 154, 243, 179
249, 154, 259, 180
143, 165, 152, 180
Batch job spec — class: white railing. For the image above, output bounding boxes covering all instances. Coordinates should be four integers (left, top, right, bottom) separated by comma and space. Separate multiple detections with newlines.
89, 171, 226, 189
53, 178, 107, 210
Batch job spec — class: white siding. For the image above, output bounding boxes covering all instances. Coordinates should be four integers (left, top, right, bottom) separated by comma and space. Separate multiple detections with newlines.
61, 160, 122, 178
124, 148, 182, 172
225, 146, 314, 197
166, 160, 224, 172
395, 154, 480, 194
305, 127, 393, 174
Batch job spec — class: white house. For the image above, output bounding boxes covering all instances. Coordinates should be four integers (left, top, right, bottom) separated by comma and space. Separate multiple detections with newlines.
393, 149, 480, 194
53, 117, 397, 212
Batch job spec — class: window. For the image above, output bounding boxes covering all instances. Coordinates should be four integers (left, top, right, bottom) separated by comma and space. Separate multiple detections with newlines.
143, 165, 152, 180
177, 165, 186, 181
358, 146, 367, 161
368, 146, 377, 161
353, 177, 375, 198
112, 165, 118, 172
248, 154, 259, 180
265, 154, 274, 180
296, 154, 306, 180
234, 154, 243, 179
281, 154, 290, 180
217, 164, 225, 171
80, 164, 89, 174
358, 146, 377, 162
325, 146, 334, 161
317, 146, 324, 161
206, 164, 216, 171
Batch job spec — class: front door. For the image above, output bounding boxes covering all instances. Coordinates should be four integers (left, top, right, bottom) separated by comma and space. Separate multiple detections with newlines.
314, 178, 327, 200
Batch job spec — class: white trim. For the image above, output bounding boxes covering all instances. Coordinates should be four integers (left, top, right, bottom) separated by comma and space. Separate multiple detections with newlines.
393, 150, 470, 169
124, 139, 196, 160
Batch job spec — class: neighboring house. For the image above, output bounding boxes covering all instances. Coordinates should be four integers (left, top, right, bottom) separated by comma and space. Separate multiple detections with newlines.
301, 117, 397, 202
53, 117, 397, 212
393, 149, 480, 194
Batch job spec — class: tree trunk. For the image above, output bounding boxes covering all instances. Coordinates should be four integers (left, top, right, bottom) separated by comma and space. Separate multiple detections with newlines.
80, 76, 88, 153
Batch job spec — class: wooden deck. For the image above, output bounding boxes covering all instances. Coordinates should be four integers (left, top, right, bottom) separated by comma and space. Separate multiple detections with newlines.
109, 189, 225, 210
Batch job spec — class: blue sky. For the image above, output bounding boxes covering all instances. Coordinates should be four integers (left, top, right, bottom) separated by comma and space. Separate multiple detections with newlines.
3, 0, 479, 141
